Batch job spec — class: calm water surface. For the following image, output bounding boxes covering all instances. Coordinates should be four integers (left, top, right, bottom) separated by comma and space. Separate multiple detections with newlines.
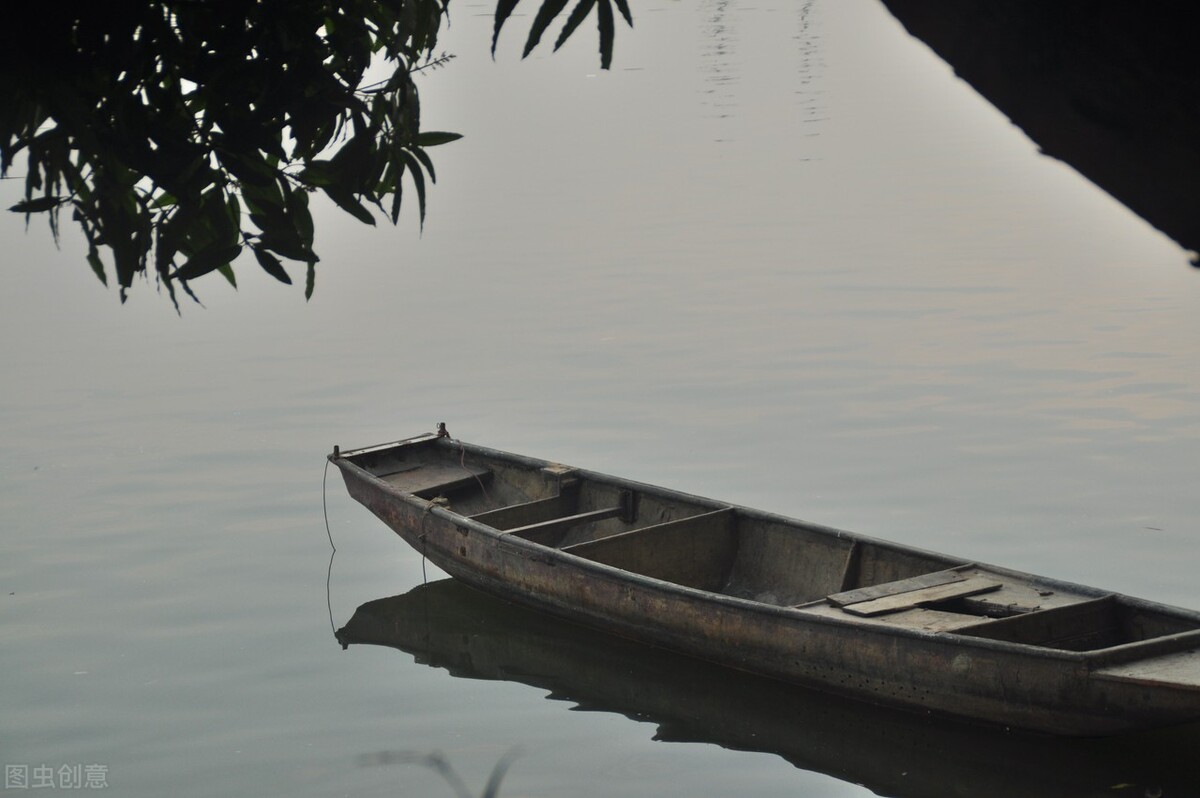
3, 1, 1200, 795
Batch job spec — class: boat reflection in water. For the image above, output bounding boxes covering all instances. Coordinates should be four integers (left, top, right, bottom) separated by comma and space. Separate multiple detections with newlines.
336, 579, 1200, 798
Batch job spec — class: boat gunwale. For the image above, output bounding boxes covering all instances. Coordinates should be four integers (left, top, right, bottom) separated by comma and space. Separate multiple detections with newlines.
334, 432, 441, 459
329, 439, 1200, 666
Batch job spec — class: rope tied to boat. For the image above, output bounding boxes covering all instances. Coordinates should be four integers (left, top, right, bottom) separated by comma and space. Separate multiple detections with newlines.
322, 458, 338, 637
433, 422, 494, 505
418, 497, 447, 586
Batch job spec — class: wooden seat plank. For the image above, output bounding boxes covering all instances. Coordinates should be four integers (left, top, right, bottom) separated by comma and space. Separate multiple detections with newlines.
827, 568, 967, 608
842, 577, 1003, 617
470, 492, 577, 530
378, 462, 492, 498
875, 607, 998, 633
502, 505, 626, 546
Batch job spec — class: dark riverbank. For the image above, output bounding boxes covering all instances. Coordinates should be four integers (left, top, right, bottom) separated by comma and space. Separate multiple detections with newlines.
883, 1, 1200, 263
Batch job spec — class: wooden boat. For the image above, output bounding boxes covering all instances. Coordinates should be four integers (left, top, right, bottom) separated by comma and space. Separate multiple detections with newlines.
330, 430, 1200, 736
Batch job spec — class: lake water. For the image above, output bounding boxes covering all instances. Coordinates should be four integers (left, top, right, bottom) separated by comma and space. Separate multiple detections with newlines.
3, 1, 1200, 796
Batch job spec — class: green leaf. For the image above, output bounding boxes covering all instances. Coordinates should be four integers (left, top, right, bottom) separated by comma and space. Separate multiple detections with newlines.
8, 196, 65, 214
258, 232, 318, 263
305, 261, 316, 301
555, 0, 597, 52
86, 249, 108, 286
286, 189, 315, 247
329, 132, 375, 191
216, 262, 238, 288
411, 147, 437, 183
613, 0, 633, 26
154, 206, 185, 277
415, 131, 463, 147
596, 0, 615, 70
172, 244, 243, 281
398, 151, 427, 227
215, 147, 276, 187
524, 0, 570, 57
241, 179, 287, 217
492, 0, 522, 55
252, 246, 293, 285
224, 193, 242, 247
322, 186, 376, 226
389, 162, 405, 225
298, 160, 338, 188
226, 193, 241, 227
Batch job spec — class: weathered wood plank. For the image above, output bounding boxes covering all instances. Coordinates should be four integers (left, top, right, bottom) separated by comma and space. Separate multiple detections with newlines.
470, 491, 577, 530
503, 505, 627, 546
379, 462, 492, 498
827, 568, 966, 608
562, 509, 737, 591
954, 595, 1118, 649
877, 608, 998, 633
1094, 649, 1200, 688
841, 577, 1003, 617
